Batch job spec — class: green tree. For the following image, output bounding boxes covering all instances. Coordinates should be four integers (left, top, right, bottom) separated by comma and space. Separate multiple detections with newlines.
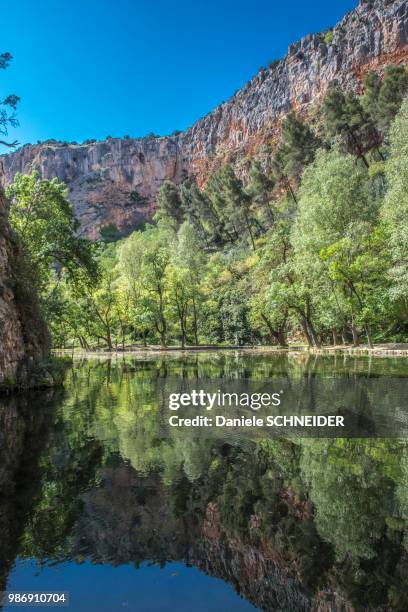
382, 95, 408, 321
293, 148, 380, 347
323, 88, 380, 167
275, 111, 321, 181
321, 225, 391, 348
0, 51, 19, 148
363, 66, 408, 133
156, 180, 184, 231
202, 249, 253, 345
180, 178, 222, 244
7, 172, 97, 292
75, 246, 119, 350
206, 165, 257, 249
249, 230, 289, 346
119, 226, 171, 347
246, 159, 275, 228
172, 222, 207, 345
166, 265, 191, 347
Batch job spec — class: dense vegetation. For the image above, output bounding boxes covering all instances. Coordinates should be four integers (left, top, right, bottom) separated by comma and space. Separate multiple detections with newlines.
7, 66, 408, 349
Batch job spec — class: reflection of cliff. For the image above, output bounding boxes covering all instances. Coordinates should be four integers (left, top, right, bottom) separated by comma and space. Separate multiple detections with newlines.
0, 391, 56, 593
1, 0, 408, 238
65, 432, 408, 611
72, 464, 314, 611
67, 431, 408, 611
7, 355, 408, 611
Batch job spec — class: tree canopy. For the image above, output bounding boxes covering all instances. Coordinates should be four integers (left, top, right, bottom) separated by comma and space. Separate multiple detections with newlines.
8, 67, 408, 350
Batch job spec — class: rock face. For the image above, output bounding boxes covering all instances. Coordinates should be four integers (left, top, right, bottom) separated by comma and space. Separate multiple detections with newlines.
0, 191, 49, 388
1, 0, 408, 238
0, 138, 185, 239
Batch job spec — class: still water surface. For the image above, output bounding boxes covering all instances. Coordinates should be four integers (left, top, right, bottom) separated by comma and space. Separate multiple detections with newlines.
1, 352, 408, 611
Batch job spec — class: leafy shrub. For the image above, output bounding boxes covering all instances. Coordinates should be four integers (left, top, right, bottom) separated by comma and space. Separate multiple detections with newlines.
324, 31, 334, 44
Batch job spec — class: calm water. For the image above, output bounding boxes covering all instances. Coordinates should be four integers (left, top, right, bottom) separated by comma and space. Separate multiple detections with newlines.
1, 352, 408, 611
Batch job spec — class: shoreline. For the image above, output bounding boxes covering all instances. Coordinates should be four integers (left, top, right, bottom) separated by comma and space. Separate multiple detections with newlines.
53, 344, 408, 358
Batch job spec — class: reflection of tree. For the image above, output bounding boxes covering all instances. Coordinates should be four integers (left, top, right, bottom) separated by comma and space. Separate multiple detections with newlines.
0, 390, 59, 592
301, 440, 388, 559
8, 353, 408, 611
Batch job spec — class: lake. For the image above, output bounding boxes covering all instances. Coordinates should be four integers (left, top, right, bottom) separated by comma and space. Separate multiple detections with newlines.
1, 351, 408, 611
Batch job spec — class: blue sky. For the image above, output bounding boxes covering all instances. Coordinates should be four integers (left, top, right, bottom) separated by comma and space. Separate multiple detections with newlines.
1, 0, 357, 152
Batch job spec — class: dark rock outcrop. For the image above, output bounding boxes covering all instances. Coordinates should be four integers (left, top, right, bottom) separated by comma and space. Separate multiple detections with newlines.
1, 0, 407, 238
0, 191, 50, 389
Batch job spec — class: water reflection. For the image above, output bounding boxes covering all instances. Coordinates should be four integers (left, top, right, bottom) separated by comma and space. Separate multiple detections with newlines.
1, 352, 408, 611
0, 390, 60, 593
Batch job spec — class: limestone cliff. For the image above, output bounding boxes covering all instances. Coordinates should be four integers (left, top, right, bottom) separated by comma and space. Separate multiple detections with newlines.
0, 191, 50, 389
1, 0, 407, 238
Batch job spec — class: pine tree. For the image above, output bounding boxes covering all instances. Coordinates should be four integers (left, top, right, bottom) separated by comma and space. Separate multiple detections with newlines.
156, 180, 184, 231
206, 167, 240, 244
344, 93, 382, 159
376, 65, 408, 132
220, 165, 256, 249
180, 178, 223, 244
269, 155, 298, 205
206, 165, 257, 249
246, 160, 275, 228
363, 66, 408, 134
179, 178, 206, 240
275, 111, 321, 180
361, 70, 381, 121
323, 88, 379, 167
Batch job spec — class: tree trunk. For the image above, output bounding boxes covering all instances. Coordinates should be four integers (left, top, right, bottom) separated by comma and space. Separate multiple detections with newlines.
119, 319, 125, 350
365, 324, 374, 349
332, 328, 339, 347
180, 317, 186, 349
266, 201, 275, 227
160, 330, 166, 348
158, 286, 167, 347
307, 319, 321, 348
304, 297, 320, 348
283, 174, 297, 205
300, 318, 313, 347
351, 321, 359, 347
192, 296, 199, 346
176, 298, 187, 349
106, 327, 113, 351
345, 123, 369, 168
244, 211, 256, 251
277, 328, 288, 348
261, 314, 287, 347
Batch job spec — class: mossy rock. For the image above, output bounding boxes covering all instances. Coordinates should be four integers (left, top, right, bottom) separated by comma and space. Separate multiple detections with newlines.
0, 356, 72, 394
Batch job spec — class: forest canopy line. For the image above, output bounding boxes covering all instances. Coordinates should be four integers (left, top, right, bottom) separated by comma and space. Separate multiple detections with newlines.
6, 66, 408, 350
